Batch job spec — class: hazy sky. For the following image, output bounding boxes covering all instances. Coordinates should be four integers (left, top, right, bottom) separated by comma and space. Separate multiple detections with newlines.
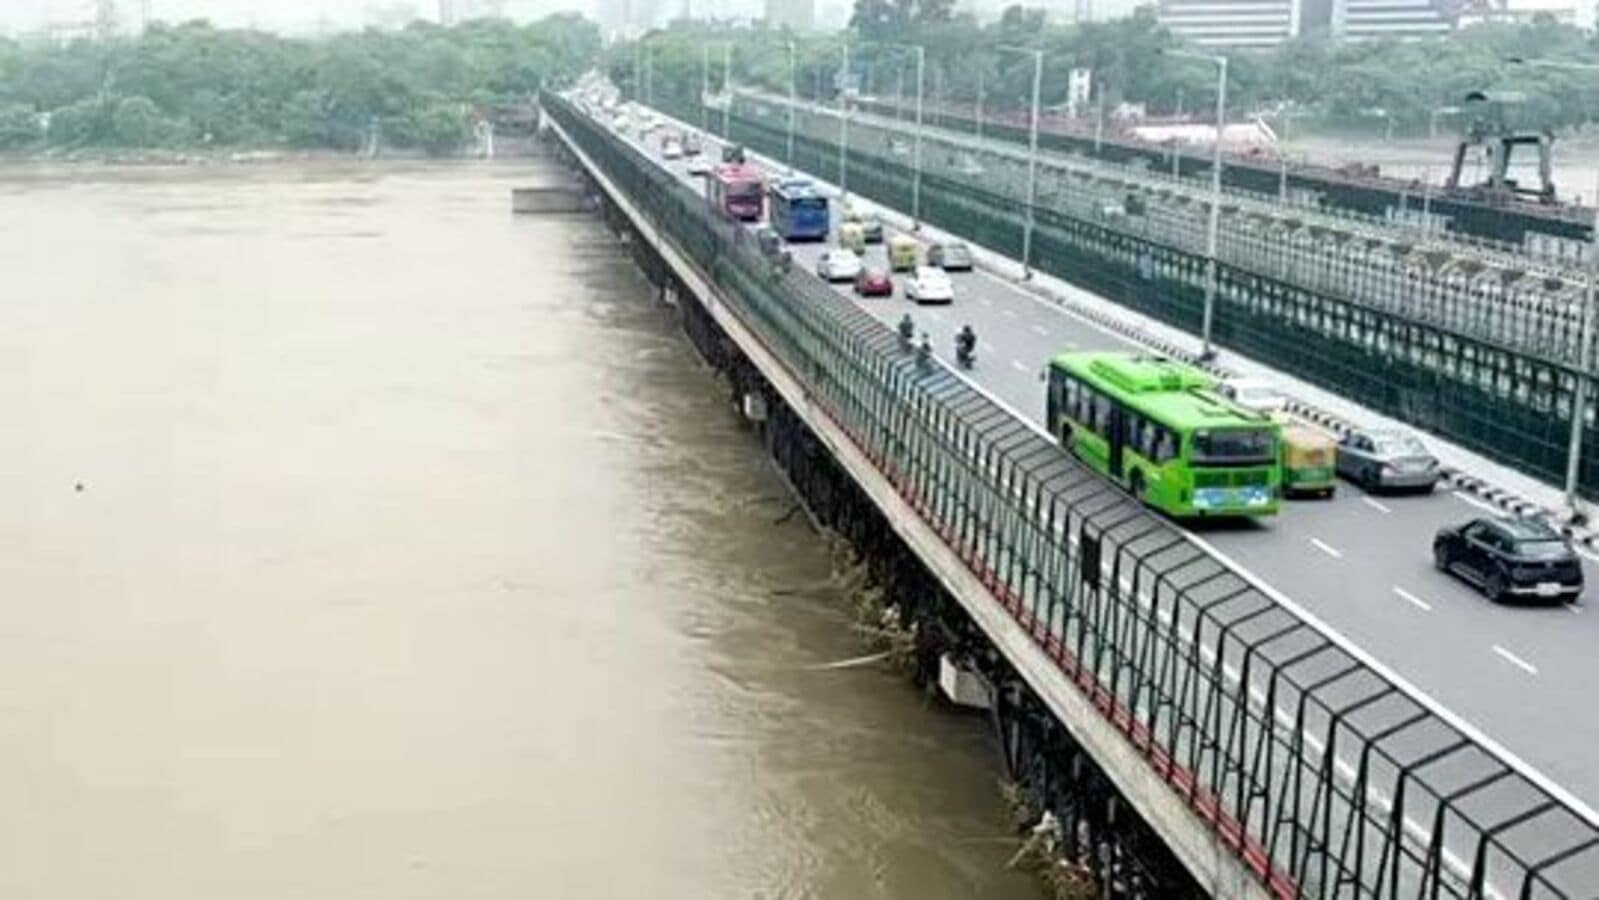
0, 0, 1117, 36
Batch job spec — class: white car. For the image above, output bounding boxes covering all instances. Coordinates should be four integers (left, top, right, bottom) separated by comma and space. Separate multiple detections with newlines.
816, 249, 864, 282
662, 138, 684, 159
1218, 378, 1289, 415
686, 157, 713, 177
905, 266, 954, 304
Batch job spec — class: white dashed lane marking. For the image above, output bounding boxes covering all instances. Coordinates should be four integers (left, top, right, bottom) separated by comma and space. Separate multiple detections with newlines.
1392, 587, 1432, 612
1492, 645, 1539, 676
1362, 497, 1391, 514
1011, 360, 1031, 374
1309, 538, 1344, 559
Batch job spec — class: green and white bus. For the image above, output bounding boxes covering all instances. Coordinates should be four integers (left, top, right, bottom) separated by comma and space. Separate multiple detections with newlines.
1046, 352, 1283, 518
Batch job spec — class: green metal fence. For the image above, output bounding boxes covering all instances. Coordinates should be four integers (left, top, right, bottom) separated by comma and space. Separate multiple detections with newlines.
547, 91, 1599, 900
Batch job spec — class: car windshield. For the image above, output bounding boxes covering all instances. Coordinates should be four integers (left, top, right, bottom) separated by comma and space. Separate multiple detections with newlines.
727, 182, 761, 199
1373, 436, 1427, 456
1515, 539, 1571, 560
1192, 428, 1275, 463
944, 245, 970, 259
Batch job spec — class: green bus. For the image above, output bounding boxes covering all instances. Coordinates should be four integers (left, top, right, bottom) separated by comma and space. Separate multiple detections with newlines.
1046, 352, 1283, 518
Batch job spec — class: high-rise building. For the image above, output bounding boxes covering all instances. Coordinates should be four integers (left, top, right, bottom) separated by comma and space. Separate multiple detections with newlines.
765, 0, 816, 30
1156, 0, 1301, 47
1331, 0, 1453, 38
1159, 0, 1462, 46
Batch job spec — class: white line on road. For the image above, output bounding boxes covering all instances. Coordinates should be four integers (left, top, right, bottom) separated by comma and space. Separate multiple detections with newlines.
1451, 490, 1504, 515
1392, 587, 1433, 612
1002, 308, 1018, 318
979, 297, 993, 307
1011, 360, 1031, 374
1492, 645, 1539, 676
1310, 538, 1344, 559
1362, 497, 1392, 514
1031, 324, 1050, 337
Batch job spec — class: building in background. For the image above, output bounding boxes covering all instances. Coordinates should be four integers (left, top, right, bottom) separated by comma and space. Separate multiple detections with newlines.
765, 0, 816, 30
1155, 0, 1529, 45
1156, 0, 1303, 47
1330, 0, 1453, 39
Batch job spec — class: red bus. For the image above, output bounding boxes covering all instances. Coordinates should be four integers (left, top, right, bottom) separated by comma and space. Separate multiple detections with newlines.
707, 163, 765, 221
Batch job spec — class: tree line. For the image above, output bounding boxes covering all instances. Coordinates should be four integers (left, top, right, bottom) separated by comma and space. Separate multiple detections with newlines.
0, 14, 600, 155
615, 2, 1599, 139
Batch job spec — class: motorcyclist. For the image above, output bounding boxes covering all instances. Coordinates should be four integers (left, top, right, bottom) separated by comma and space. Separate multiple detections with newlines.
955, 325, 976, 365
916, 333, 933, 369
898, 314, 915, 348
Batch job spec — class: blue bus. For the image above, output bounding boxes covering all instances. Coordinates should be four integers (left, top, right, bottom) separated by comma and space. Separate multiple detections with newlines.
767, 178, 830, 242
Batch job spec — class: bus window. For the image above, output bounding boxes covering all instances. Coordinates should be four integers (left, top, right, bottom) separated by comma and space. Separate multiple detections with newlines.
1192, 429, 1274, 464
1154, 430, 1177, 463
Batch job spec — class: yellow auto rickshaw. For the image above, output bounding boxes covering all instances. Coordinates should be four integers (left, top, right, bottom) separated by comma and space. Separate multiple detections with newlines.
838, 222, 866, 254
887, 234, 919, 272
1281, 424, 1337, 499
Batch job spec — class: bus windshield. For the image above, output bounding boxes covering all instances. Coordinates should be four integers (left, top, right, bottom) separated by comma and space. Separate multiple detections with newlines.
727, 181, 761, 199
1192, 429, 1275, 464
792, 197, 827, 211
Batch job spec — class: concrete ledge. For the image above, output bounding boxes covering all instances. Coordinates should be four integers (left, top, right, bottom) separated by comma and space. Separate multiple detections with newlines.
549, 114, 1277, 900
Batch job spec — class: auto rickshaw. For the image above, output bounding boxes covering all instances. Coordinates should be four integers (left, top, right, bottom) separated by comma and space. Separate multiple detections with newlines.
838, 222, 866, 254
887, 234, 919, 272
1281, 424, 1337, 499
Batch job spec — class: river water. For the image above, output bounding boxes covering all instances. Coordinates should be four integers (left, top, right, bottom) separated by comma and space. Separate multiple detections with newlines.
0, 161, 1040, 899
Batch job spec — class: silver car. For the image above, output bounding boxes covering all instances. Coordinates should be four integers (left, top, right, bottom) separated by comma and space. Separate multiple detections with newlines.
1336, 428, 1441, 493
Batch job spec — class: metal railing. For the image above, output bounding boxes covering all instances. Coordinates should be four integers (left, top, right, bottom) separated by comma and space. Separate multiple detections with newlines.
546, 91, 1599, 900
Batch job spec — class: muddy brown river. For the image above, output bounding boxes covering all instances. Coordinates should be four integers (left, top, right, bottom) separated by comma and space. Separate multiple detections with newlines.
0, 161, 1039, 899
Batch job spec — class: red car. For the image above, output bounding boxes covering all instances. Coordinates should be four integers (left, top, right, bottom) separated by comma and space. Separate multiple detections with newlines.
853, 267, 893, 297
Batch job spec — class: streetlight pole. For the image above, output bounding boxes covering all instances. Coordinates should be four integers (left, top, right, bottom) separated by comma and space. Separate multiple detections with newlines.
786, 41, 797, 174
1511, 57, 1598, 514
722, 43, 732, 139
1167, 48, 1229, 361
701, 44, 710, 132
999, 45, 1043, 278
839, 41, 850, 201
913, 45, 925, 228
874, 42, 927, 226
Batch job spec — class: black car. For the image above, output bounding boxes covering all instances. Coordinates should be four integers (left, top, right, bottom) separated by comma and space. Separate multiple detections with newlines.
1433, 517, 1584, 604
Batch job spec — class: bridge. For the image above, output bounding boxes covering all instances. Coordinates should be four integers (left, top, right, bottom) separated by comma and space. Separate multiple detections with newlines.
541, 86, 1599, 898
652, 83, 1599, 504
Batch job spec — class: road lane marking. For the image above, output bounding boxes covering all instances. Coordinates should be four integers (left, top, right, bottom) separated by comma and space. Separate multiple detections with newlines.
1451, 490, 1503, 515
979, 297, 993, 307
1309, 538, 1343, 559
928, 310, 944, 322
1003, 308, 1018, 318
1568, 603, 1584, 614
1031, 324, 1050, 337
1362, 497, 1392, 514
1393, 587, 1432, 612
1492, 645, 1539, 676
1011, 360, 1031, 374
1576, 547, 1599, 565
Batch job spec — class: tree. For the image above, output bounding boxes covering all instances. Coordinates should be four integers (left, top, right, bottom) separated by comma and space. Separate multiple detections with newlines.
406, 102, 472, 156
0, 103, 42, 149
112, 96, 171, 146
47, 98, 108, 146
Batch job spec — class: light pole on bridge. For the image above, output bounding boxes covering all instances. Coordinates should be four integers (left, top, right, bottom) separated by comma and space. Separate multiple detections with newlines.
1511, 57, 1599, 517
1163, 48, 1229, 362
996, 45, 1045, 279
876, 42, 927, 229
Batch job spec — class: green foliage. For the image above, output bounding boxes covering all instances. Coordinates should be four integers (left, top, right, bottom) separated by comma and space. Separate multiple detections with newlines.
2, 14, 600, 153
627, 6, 1599, 137
406, 103, 474, 156
0, 103, 43, 149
